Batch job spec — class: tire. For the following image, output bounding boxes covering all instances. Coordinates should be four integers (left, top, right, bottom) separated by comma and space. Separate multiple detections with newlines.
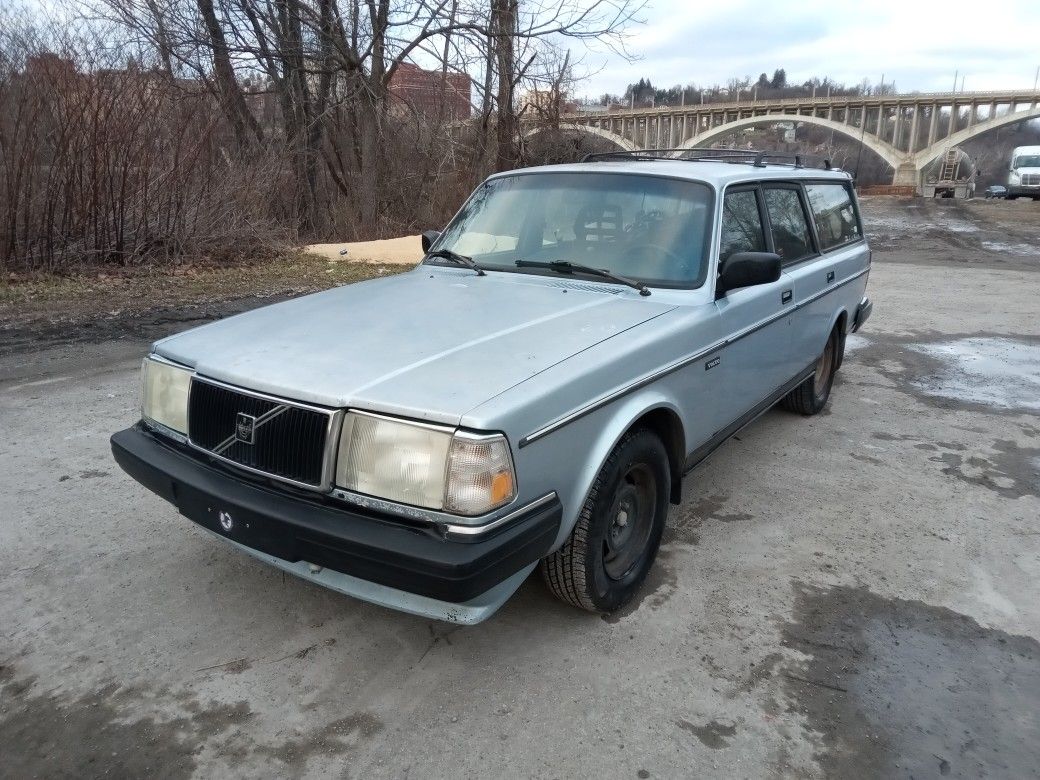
541, 428, 671, 614
781, 328, 838, 415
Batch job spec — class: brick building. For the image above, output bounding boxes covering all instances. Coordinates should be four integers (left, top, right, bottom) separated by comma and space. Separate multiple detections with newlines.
388, 63, 471, 122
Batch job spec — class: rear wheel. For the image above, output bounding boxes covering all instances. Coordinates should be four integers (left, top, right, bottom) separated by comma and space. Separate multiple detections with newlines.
541, 428, 670, 614
781, 328, 838, 415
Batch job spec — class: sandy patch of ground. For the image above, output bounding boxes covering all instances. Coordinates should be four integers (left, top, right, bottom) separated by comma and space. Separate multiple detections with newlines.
306, 235, 422, 265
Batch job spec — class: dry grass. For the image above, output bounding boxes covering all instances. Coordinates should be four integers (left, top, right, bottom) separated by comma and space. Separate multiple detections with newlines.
0, 250, 406, 329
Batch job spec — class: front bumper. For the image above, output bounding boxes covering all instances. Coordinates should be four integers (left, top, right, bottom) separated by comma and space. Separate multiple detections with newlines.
1007, 186, 1040, 198
111, 425, 560, 615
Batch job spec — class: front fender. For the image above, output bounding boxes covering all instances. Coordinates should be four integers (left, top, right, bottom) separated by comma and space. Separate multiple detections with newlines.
525, 389, 687, 551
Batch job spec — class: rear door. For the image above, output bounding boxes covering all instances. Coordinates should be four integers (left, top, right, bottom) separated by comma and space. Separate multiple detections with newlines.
776, 180, 868, 367
712, 185, 796, 429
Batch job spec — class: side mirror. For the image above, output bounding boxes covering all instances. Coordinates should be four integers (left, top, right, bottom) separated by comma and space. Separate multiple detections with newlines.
421, 230, 441, 254
716, 252, 781, 297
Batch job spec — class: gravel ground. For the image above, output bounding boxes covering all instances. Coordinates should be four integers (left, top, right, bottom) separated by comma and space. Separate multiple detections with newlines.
1, 198, 1039, 778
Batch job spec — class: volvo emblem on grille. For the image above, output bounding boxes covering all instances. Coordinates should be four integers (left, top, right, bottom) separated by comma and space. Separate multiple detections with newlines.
235, 412, 257, 444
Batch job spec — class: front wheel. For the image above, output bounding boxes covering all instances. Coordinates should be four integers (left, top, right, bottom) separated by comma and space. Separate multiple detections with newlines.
781, 329, 838, 415
541, 428, 670, 614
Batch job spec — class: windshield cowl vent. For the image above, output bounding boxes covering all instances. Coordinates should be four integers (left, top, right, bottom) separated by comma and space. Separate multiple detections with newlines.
547, 280, 626, 295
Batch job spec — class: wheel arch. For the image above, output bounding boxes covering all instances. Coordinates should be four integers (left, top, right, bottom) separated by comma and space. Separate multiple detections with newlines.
559, 392, 688, 545
633, 407, 686, 505
832, 307, 850, 370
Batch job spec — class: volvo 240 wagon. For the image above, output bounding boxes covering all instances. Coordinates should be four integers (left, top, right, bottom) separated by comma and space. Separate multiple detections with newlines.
112, 149, 872, 623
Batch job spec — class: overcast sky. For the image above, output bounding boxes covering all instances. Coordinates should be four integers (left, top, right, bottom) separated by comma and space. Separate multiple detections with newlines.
571, 0, 1040, 99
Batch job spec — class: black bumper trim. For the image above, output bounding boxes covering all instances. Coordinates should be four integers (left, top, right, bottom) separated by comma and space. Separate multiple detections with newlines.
111, 425, 561, 603
853, 297, 872, 332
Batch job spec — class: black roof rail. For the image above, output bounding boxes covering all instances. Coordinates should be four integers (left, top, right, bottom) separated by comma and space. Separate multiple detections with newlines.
580, 148, 835, 171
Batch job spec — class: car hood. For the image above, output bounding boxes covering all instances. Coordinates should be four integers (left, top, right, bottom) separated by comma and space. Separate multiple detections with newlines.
1014, 167, 1040, 176
154, 268, 675, 424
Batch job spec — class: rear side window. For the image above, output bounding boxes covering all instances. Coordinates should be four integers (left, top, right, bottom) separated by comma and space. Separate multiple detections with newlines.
804, 182, 862, 250
719, 190, 765, 262
763, 187, 813, 263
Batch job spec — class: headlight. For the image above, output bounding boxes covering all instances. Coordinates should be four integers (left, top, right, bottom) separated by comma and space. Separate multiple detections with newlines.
1010, 171, 1021, 183
140, 357, 192, 434
336, 411, 516, 516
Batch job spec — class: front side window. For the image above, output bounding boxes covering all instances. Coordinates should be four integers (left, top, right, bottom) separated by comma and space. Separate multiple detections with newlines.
804, 182, 861, 251
763, 187, 813, 263
719, 189, 765, 263
433, 173, 714, 288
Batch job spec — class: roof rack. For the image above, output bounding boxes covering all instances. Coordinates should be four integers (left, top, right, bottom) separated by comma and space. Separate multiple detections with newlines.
580, 148, 833, 170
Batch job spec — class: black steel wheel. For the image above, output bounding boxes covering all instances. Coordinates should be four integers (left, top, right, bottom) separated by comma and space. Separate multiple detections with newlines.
541, 428, 671, 614
781, 328, 838, 415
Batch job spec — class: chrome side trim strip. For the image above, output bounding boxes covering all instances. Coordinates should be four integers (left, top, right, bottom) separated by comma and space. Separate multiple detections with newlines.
518, 267, 869, 448
443, 492, 558, 539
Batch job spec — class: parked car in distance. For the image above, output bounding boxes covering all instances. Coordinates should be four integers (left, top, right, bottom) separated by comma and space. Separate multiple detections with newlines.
984, 185, 1008, 199
111, 149, 872, 624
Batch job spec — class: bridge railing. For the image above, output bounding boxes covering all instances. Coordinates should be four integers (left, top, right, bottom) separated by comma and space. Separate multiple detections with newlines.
564, 89, 1040, 119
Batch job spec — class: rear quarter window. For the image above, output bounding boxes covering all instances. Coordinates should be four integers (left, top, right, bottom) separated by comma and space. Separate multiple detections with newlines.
804, 182, 862, 251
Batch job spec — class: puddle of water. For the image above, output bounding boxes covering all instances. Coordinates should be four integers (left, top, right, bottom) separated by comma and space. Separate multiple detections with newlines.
908, 337, 1040, 412
844, 334, 870, 353
981, 240, 1040, 256
864, 214, 978, 234
783, 583, 1040, 779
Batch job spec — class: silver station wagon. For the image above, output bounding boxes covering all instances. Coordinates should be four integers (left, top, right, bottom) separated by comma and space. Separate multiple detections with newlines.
112, 149, 872, 624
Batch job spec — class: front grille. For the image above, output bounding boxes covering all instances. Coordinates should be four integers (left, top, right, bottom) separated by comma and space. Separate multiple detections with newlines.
1022, 174, 1040, 186
187, 378, 333, 487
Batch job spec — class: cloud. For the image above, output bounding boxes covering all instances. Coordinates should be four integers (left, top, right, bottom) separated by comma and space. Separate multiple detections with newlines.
573, 0, 1040, 97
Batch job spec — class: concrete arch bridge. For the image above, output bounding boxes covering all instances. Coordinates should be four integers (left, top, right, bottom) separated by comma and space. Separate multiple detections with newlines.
525, 90, 1040, 188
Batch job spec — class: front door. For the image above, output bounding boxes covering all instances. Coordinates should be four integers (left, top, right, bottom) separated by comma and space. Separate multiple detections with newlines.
712, 186, 796, 431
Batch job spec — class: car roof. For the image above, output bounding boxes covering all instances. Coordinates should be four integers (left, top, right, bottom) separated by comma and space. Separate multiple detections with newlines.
491, 159, 853, 188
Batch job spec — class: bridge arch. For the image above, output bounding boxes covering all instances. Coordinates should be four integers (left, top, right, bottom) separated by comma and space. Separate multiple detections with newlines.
912, 105, 1040, 169
523, 122, 638, 152
673, 114, 905, 170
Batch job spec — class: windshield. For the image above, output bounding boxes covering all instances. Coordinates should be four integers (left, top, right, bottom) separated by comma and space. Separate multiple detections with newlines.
1013, 154, 1040, 168
433, 172, 714, 288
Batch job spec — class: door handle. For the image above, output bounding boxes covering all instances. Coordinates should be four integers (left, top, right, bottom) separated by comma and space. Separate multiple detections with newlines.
826, 271, 835, 283
781, 289, 793, 304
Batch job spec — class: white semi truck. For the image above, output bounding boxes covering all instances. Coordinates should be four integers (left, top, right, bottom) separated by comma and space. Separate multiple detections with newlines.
1007, 145, 1040, 200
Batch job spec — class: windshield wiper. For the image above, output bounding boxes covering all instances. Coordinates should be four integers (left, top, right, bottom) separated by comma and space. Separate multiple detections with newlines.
515, 260, 650, 296
425, 248, 486, 276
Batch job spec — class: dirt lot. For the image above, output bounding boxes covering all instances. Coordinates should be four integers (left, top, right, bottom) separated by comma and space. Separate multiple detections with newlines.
2, 197, 1039, 778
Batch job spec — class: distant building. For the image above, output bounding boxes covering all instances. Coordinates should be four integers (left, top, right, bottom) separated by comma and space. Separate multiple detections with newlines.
388, 63, 471, 122
520, 89, 578, 117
